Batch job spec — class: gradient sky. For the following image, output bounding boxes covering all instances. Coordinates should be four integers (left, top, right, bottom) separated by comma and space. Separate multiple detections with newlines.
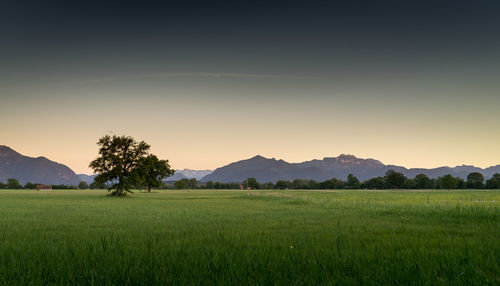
1, 0, 499, 174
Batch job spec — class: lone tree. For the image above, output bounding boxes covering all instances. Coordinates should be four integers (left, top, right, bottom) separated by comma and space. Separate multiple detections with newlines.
135, 155, 174, 192
89, 135, 151, 196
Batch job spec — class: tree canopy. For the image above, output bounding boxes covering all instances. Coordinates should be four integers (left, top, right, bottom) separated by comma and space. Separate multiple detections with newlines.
384, 170, 406, 189
135, 155, 174, 192
243, 177, 259, 189
346, 174, 361, 189
486, 173, 500, 189
414, 174, 432, 189
78, 181, 89, 189
437, 175, 458, 189
6, 178, 21, 189
89, 135, 171, 196
466, 172, 484, 189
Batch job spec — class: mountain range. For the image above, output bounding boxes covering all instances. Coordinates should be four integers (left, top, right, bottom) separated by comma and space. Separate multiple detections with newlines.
0, 145, 80, 185
77, 174, 97, 184
77, 169, 213, 184
2, 145, 499, 185
170, 169, 213, 181
200, 155, 500, 183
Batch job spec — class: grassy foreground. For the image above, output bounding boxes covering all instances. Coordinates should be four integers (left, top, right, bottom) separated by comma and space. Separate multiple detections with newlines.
0, 189, 498, 285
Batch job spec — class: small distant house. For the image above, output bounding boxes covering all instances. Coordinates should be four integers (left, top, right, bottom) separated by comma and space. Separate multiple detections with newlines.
36, 185, 52, 191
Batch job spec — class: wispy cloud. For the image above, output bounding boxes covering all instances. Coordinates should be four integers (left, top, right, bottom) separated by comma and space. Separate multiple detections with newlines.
134, 72, 312, 80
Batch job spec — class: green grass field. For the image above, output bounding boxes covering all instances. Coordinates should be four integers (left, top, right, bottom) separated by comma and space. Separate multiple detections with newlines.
0, 189, 498, 285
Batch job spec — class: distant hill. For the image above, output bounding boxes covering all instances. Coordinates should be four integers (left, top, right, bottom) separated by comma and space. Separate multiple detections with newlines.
0, 145, 80, 185
175, 169, 212, 180
201, 154, 500, 183
79, 169, 213, 183
77, 174, 97, 184
164, 169, 213, 182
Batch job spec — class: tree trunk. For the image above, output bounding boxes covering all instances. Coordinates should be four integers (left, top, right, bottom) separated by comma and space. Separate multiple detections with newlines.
147, 185, 151, 192
114, 178, 124, 196
113, 187, 122, 196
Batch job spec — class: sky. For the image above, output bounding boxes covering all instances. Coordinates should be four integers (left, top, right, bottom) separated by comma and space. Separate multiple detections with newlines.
1, 0, 499, 174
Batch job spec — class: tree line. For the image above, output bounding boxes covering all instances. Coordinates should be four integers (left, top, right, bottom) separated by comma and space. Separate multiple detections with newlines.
2, 170, 500, 191
0, 178, 90, 190
170, 170, 500, 190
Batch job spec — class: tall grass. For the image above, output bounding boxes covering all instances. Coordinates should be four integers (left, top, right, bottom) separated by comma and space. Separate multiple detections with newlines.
0, 189, 498, 285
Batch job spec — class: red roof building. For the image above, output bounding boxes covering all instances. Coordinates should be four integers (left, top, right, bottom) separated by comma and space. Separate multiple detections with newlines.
36, 185, 52, 191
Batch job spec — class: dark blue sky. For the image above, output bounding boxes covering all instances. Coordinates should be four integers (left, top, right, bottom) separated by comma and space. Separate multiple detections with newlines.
2, 0, 499, 81
1, 0, 500, 172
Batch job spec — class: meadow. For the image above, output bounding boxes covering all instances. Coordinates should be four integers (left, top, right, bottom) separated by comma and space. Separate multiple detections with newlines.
0, 189, 498, 285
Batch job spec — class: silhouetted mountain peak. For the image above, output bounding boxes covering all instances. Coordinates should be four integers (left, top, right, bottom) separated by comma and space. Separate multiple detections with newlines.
249, 155, 269, 160
175, 169, 213, 180
315, 154, 383, 169
0, 145, 80, 185
337, 154, 357, 160
201, 154, 499, 183
0, 145, 20, 156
